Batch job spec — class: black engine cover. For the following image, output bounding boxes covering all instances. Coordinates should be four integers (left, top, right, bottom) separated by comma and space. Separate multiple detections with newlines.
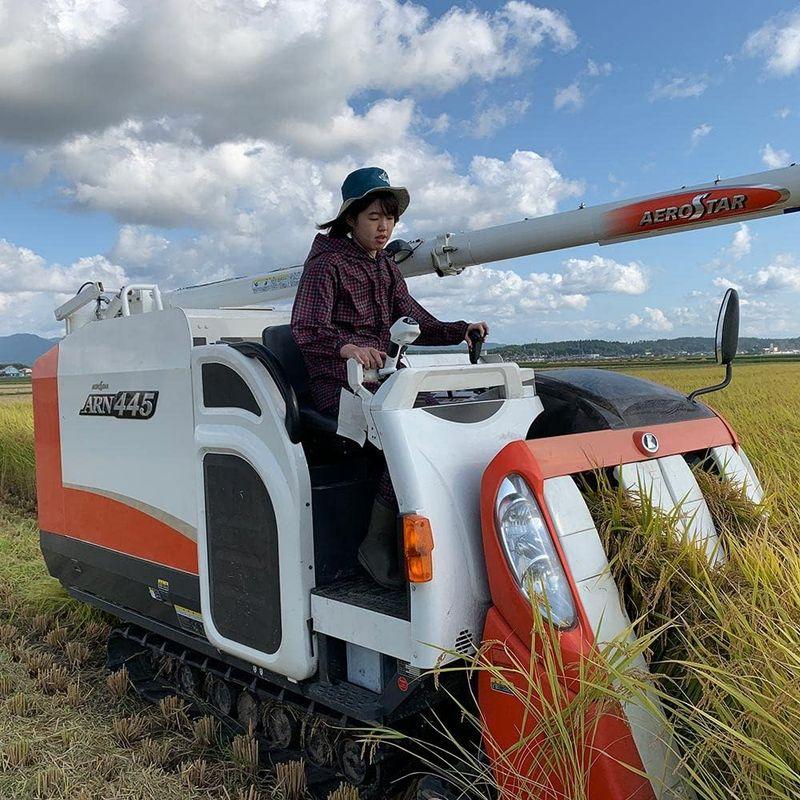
529, 367, 715, 438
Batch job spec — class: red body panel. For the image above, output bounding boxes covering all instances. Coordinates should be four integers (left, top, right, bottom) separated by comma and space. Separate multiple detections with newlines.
477, 417, 734, 797
32, 346, 198, 575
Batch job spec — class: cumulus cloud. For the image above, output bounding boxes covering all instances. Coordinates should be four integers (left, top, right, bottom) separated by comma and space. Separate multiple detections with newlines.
728, 223, 752, 261
0, 238, 129, 336
586, 59, 612, 77
0, 0, 576, 146
470, 98, 531, 139
649, 74, 708, 101
746, 253, 800, 292
690, 123, 713, 147
559, 256, 648, 295
625, 307, 673, 332
744, 8, 800, 76
761, 142, 792, 168
554, 82, 583, 111
407, 254, 649, 330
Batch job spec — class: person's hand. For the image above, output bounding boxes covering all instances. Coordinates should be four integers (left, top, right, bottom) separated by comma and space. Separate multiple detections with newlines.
340, 343, 386, 368
464, 321, 489, 347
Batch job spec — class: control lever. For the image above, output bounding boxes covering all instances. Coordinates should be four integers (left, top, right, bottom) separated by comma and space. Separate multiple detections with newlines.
379, 317, 421, 376
468, 329, 484, 364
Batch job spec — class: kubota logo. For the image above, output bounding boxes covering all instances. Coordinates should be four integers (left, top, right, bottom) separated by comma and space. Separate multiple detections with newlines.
605, 186, 788, 239
641, 432, 659, 453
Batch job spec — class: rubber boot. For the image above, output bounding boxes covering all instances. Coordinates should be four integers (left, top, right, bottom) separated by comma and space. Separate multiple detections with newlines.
357, 499, 404, 589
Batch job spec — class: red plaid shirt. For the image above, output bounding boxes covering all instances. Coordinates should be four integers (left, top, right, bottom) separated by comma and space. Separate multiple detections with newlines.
291, 233, 468, 414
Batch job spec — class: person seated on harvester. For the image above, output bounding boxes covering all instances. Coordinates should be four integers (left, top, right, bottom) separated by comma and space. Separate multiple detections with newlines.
291, 167, 488, 589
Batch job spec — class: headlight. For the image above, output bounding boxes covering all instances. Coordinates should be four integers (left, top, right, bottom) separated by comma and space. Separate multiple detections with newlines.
495, 474, 576, 628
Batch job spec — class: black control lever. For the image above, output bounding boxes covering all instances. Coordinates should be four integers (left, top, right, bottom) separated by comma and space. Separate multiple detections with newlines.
468, 329, 484, 364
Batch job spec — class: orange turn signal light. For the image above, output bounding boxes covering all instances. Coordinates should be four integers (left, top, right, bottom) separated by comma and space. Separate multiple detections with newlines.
403, 514, 435, 583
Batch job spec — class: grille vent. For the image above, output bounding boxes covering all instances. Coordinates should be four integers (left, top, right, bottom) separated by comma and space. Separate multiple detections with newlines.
454, 629, 476, 656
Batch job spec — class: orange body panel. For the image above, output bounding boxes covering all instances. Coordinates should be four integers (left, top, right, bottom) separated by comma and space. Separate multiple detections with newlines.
32, 346, 66, 534
32, 345, 198, 575
524, 416, 734, 480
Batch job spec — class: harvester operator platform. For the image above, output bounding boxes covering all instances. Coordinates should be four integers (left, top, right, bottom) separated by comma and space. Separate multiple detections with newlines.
290, 166, 488, 589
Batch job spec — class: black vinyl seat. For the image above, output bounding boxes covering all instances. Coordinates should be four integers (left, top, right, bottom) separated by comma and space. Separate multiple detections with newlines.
261, 325, 339, 439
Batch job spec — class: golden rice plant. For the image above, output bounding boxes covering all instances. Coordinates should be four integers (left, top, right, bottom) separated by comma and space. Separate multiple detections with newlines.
135, 736, 173, 768
179, 757, 215, 788
0, 674, 14, 696
0, 402, 35, 508
581, 467, 800, 800
65, 681, 86, 708
0, 622, 18, 645
237, 786, 263, 800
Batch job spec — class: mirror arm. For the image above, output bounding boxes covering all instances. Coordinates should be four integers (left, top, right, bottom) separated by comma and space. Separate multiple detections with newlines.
687, 362, 732, 404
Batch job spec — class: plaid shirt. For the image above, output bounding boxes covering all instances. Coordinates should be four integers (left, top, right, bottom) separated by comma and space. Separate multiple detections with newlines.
291, 233, 468, 414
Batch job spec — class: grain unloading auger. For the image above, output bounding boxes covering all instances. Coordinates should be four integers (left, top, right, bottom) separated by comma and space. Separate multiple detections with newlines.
34, 164, 797, 798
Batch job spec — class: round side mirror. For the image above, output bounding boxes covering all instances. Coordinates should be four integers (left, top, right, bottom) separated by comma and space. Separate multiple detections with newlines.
715, 288, 739, 365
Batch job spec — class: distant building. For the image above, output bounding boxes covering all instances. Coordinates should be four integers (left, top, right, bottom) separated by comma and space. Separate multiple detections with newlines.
2, 365, 22, 377
20, 367, 32, 376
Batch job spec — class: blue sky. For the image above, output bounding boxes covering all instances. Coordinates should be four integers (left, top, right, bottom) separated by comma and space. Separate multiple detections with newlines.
0, 1, 798, 342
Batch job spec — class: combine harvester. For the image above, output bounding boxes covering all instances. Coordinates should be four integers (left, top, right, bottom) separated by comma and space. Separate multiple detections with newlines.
33, 165, 799, 798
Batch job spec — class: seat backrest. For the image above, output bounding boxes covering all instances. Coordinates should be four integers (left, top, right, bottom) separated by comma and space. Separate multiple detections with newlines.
262, 325, 309, 399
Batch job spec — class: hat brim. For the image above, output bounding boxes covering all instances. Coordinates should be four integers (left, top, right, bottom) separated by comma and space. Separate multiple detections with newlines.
319, 185, 410, 229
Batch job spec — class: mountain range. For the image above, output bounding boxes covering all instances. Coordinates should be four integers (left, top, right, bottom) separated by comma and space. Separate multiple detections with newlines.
0, 334, 60, 366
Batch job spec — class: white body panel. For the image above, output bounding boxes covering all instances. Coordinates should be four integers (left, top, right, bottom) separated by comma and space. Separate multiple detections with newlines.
376, 365, 541, 668
58, 309, 199, 538
543, 475, 686, 799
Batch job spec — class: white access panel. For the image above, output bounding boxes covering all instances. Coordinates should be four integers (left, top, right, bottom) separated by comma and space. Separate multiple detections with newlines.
710, 445, 764, 504
192, 343, 316, 681
616, 456, 722, 564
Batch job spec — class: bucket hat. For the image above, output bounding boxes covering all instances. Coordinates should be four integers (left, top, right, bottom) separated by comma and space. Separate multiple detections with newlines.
320, 167, 409, 228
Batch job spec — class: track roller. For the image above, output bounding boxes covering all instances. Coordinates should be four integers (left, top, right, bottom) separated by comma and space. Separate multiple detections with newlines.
237, 691, 259, 732
261, 701, 298, 750
207, 676, 235, 716
303, 716, 335, 768
177, 663, 201, 696
337, 737, 373, 786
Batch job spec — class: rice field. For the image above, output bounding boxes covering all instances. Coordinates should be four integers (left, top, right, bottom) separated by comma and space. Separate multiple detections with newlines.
1, 361, 799, 799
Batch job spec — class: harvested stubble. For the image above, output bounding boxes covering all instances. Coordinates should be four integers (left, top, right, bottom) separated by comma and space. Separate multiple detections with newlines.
327, 784, 361, 800
107, 665, 131, 699
231, 733, 260, 774
112, 714, 151, 747
274, 759, 308, 800
192, 714, 219, 747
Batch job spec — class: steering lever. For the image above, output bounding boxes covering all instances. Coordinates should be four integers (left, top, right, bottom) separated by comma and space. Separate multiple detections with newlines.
468, 329, 484, 364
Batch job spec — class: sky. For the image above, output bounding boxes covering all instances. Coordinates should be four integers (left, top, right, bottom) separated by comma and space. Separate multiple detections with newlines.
0, 0, 798, 343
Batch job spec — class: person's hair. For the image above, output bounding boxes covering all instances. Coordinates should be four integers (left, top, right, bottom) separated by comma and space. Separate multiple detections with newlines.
320, 191, 400, 238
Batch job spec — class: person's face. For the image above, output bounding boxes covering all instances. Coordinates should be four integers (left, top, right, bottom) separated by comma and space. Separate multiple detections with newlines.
349, 199, 396, 255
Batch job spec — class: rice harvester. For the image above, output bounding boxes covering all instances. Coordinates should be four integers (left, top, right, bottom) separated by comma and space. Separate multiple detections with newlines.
32, 164, 800, 798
